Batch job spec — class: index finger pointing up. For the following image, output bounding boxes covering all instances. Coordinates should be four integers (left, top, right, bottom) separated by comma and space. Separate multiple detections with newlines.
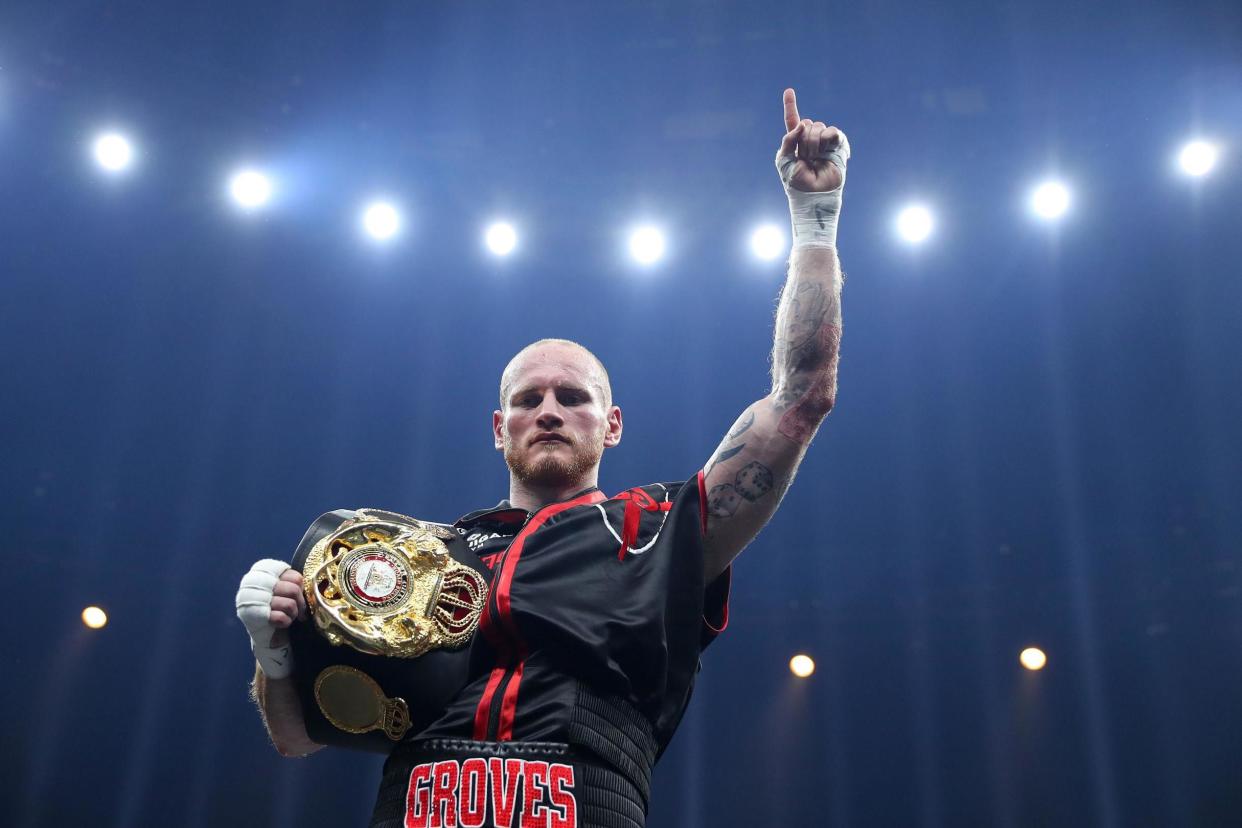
783, 88, 800, 131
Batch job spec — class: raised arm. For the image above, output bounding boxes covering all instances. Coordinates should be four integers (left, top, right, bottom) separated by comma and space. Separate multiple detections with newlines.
701, 89, 849, 580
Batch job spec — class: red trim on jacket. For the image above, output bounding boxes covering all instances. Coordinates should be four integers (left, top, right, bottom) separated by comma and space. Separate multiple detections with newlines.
703, 566, 731, 635
614, 486, 675, 560
473, 489, 607, 740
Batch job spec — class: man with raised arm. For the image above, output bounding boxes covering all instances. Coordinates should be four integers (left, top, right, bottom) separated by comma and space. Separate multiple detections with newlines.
235, 88, 848, 828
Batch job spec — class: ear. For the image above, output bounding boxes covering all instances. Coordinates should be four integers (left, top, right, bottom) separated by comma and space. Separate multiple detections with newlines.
493, 409, 504, 451
602, 405, 623, 448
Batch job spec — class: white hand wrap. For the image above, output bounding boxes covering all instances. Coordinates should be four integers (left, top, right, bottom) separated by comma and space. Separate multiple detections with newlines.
776, 140, 849, 250
235, 558, 295, 679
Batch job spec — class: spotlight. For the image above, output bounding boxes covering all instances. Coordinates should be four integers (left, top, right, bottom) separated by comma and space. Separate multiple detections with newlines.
485, 221, 518, 256
1178, 140, 1218, 177
1019, 647, 1047, 671
228, 169, 273, 209
82, 606, 108, 629
750, 223, 787, 260
92, 132, 134, 172
628, 225, 666, 265
895, 204, 933, 244
789, 654, 815, 678
1030, 181, 1070, 220
362, 201, 401, 241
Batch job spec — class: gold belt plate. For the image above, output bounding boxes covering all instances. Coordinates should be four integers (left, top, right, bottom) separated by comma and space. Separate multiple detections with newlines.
314, 665, 412, 741
302, 509, 488, 658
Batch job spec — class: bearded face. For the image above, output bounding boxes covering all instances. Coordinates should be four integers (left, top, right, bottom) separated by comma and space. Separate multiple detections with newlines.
493, 343, 621, 493
502, 424, 603, 489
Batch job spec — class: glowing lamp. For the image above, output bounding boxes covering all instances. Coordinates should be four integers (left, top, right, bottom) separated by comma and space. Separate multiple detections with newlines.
93, 132, 134, 172
895, 204, 934, 243
789, 654, 815, 678
1020, 647, 1047, 671
628, 225, 666, 265
485, 222, 518, 256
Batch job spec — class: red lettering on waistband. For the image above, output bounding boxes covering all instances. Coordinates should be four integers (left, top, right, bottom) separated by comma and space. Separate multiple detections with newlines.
405, 763, 435, 828
458, 758, 487, 828
430, 761, 460, 828
490, 757, 523, 826
404, 757, 577, 828
547, 764, 577, 828
520, 761, 549, 828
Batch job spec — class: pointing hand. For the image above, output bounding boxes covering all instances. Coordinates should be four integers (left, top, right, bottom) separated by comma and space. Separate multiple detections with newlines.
775, 88, 849, 194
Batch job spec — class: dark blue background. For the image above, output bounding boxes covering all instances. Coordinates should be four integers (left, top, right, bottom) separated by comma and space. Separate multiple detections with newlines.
3, 1, 1240, 825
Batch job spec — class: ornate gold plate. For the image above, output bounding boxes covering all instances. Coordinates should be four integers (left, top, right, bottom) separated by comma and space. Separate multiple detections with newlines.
302, 509, 488, 658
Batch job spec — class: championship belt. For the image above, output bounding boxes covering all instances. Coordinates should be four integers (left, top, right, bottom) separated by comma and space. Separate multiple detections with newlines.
288, 508, 491, 754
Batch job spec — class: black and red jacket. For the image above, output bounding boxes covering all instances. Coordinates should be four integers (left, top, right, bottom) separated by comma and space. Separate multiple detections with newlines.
415, 473, 730, 770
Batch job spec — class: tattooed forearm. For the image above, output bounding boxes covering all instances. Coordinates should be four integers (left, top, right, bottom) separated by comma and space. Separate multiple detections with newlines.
769, 247, 843, 439
707, 461, 779, 517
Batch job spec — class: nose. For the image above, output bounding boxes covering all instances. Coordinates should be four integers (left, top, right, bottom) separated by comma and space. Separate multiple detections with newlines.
534, 392, 564, 429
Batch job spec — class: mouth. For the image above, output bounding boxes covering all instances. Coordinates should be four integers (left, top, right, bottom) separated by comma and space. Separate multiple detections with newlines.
532, 434, 569, 446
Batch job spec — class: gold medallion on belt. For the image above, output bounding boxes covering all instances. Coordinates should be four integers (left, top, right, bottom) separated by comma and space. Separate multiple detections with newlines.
301, 509, 488, 659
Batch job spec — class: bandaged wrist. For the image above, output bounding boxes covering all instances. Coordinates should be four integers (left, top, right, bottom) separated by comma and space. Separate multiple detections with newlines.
786, 188, 842, 249
775, 143, 848, 250
252, 638, 294, 680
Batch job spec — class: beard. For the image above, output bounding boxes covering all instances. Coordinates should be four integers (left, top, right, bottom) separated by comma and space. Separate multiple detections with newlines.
504, 434, 602, 489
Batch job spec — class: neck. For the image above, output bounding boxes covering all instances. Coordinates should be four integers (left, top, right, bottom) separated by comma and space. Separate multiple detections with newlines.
507, 471, 599, 513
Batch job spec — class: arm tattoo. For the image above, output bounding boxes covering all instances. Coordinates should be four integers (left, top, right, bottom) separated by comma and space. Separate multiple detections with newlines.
770, 255, 844, 439
735, 461, 774, 501
777, 280, 830, 355
707, 484, 742, 518
727, 410, 755, 439
777, 323, 842, 440
705, 443, 745, 476
705, 409, 757, 476
707, 461, 778, 518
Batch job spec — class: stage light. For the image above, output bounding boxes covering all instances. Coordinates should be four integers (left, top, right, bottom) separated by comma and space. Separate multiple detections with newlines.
362, 201, 401, 241
228, 169, 273, 209
895, 204, 933, 243
82, 606, 108, 629
485, 221, 518, 256
1030, 181, 1070, 220
1020, 647, 1047, 671
789, 654, 815, 678
750, 223, 787, 260
1178, 140, 1218, 177
92, 132, 133, 172
628, 225, 666, 265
